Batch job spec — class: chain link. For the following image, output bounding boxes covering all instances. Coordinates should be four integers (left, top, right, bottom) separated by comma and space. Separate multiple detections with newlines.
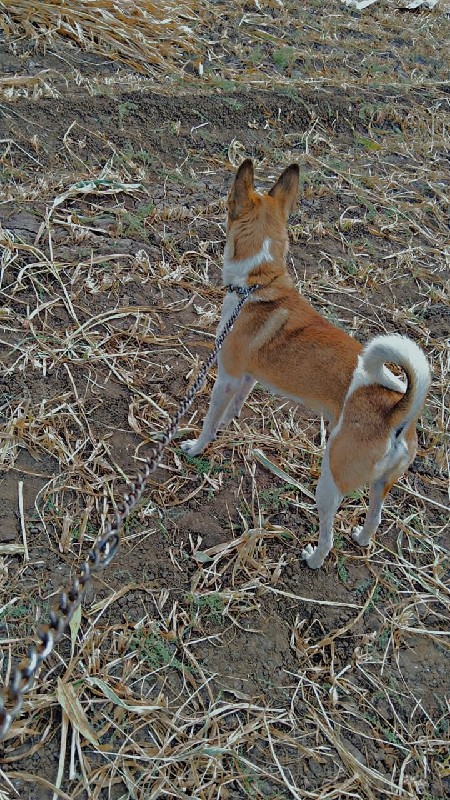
0, 285, 258, 743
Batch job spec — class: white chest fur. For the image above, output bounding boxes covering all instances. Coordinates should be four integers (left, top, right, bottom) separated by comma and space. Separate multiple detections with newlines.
223, 238, 273, 287
217, 292, 241, 338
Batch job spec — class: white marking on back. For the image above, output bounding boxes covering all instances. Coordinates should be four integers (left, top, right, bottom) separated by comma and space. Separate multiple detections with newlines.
223, 237, 273, 287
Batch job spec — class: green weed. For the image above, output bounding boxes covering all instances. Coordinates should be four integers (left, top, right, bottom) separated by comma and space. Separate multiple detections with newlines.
121, 201, 154, 239
354, 577, 375, 598
132, 628, 184, 673
222, 96, 243, 110
355, 135, 381, 152
337, 557, 349, 584
208, 77, 238, 92
0, 602, 30, 623
248, 44, 264, 66
259, 483, 292, 513
189, 592, 226, 625
365, 585, 381, 614
179, 448, 232, 477
118, 100, 139, 129
377, 628, 391, 650
272, 47, 295, 72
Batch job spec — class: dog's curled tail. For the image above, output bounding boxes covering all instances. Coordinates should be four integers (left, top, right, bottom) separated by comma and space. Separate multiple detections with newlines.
362, 334, 431, 430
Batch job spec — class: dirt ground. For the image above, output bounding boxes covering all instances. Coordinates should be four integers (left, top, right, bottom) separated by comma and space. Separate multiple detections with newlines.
0, 7, 449, 799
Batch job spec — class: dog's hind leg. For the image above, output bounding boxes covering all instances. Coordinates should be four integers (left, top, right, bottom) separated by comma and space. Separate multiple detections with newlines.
352, 478, 386, 547
353, 428, 416, 547
302, 447, 343, 569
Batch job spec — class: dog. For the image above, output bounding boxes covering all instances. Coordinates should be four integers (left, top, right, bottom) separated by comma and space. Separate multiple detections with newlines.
181, 159, 430, 568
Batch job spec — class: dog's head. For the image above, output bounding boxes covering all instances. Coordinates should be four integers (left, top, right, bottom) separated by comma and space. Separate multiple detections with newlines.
226, 159, 299, 265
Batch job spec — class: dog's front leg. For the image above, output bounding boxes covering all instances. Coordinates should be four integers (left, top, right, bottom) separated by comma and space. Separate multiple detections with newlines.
302, 448, 343, 569
220, 374, 255, 426
181, 367, 242, 456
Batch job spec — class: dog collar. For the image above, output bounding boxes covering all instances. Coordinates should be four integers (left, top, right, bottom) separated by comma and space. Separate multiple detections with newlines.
225, 284, 261, 297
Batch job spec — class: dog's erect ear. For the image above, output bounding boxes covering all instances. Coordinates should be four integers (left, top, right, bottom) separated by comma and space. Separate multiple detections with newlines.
228, 159, 255, 221
268, 164, 299, 219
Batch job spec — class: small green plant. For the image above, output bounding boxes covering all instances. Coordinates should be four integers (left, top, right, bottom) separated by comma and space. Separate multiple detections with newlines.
383, 207, 397, 220
180, 450, 213, 474
111, 568, 133, 583
364, 202, 378, 222
355, 135, 381, 151
189, 592, 226, 625
382, 725, 404, 747
169, 119, 181, 135
121, 201, 154, 238
382, 569, 400, 591
71, 519, 97, 543
123, 142, 153, 168
118, 100, 138, 129
354, 577, 375, 598
43, 497, 58, 513
342, 258, 358, 276
0, 602, 30, 623
209, 77, 238, 92
366, 61, 390, 77
123, 509, 144, 535
259, 483, 292, 513
334, 531, 344, 551
132, 628, 184, 673
365, 585, 381, 614
222, 96, 242, 110
0, 600, 49, 638
337, 557, 349, 584
165, 169, 197, 188
272, 47, 295, 72
358, 102, 377, 122
377, 628, 391, 650
434, 696, 450, 736
179, 447, 232, 477
361, 238, 377, 255
327, 157, 347, 172
135, 149, 153, 167
248, 44, 264, 66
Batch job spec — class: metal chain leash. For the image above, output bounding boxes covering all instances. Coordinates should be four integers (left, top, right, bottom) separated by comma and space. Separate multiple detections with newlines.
0, 285, 259, 743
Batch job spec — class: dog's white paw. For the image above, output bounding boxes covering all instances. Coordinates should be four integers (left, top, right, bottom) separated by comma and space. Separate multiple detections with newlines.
180, 439, 204, 457
352, 526, 371, 547
301, 544, 325, 570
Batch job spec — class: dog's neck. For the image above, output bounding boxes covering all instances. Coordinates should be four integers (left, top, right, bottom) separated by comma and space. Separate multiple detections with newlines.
223, 237, 273, 287
223, 237, 293, 296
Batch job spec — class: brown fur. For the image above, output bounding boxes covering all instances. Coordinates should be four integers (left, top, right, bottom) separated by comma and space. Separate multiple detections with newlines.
328, 385, 417, 493
221, 290, 363, 426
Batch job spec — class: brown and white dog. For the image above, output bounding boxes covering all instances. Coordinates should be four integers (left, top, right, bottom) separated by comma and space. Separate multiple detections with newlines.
182, 160, 430, 568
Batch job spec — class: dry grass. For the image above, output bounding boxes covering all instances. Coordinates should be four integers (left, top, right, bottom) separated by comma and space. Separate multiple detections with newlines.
0, 1, 449, 799
0, 0, 199, 77
1, 0, 450, 95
